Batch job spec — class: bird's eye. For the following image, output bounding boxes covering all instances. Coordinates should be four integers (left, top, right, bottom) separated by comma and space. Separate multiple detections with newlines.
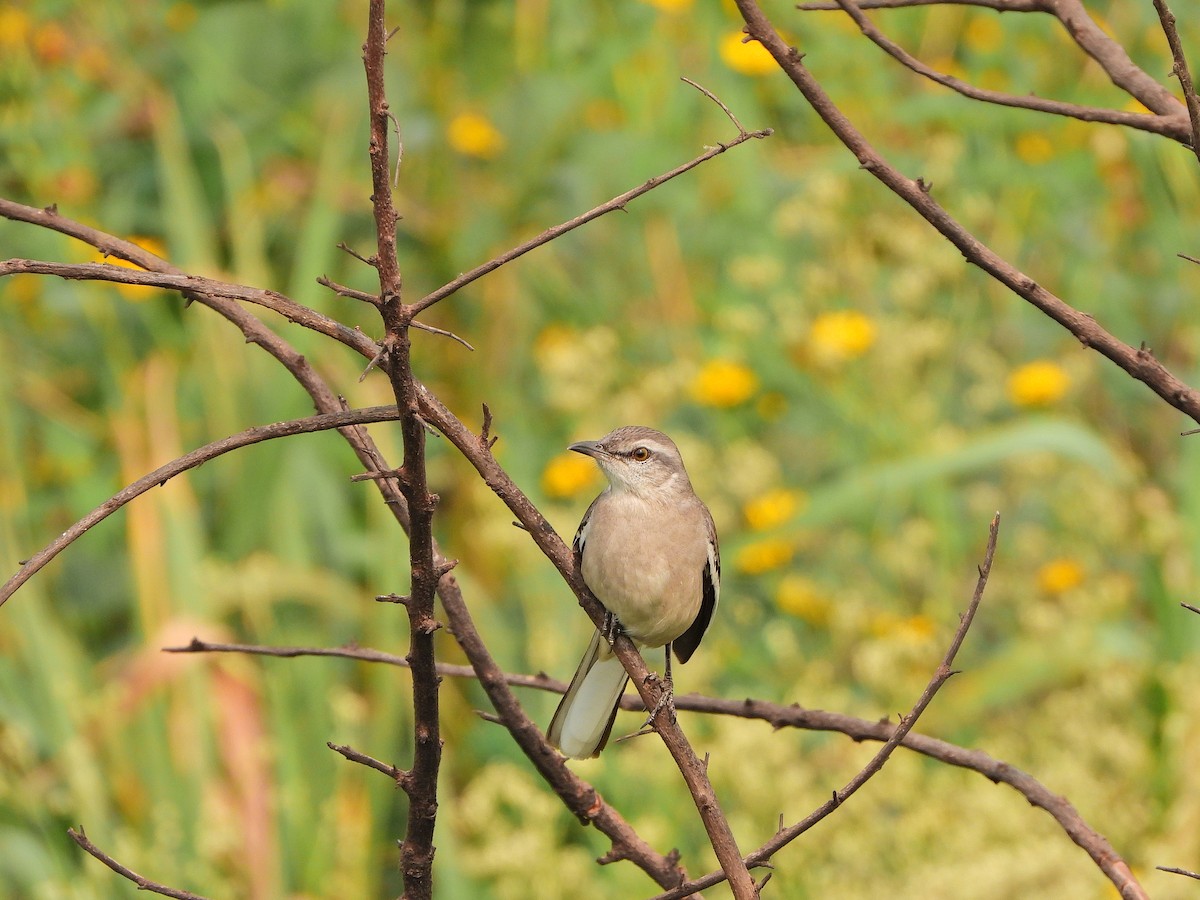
631, 447, 651, 461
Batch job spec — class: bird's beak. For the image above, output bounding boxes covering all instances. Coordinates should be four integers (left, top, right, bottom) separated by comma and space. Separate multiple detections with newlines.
568, 439, 606, 459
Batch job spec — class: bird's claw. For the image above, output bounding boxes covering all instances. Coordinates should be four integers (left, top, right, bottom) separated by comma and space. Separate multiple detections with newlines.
602, 610, 623, 644
643, 673, 676, 728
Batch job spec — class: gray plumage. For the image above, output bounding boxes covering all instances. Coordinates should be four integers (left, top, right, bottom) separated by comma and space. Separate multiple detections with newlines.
547, 426, 720, 759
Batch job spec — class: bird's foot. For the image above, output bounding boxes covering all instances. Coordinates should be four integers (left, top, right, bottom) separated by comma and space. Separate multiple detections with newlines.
642, 672, 676, 728
602, 610, 624, 645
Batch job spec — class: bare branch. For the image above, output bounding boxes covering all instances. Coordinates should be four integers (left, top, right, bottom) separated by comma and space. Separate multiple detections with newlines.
1152, 0, 1200, 160
410, 117, 771, 316
0, 407, 401, 609
1157, 865, 1200, 881
0, 203, 683, 890
731, 0, 1200, 426
409, 319, 476, 350
799, 0, 1045, 8
680, 77, 749, 135
0, 201, 388, 447
1048, 0, 1184, 117
0, 132, 690, 898
174, 632, 1144, 896
68, 828, 210, 900
654, 513, 1003, 899
0, 258, 374, 354
328, 741, 409, 787
363, 4, 440, 897
829, 0, 1189, 142
413, 389, 757, 896
317, 274, 380, 305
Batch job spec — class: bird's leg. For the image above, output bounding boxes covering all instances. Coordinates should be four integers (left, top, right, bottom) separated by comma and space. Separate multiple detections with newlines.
602, 609, 623, 645
643, 643, 676, 728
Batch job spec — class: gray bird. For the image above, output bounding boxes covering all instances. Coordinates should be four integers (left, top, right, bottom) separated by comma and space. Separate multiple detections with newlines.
547, 426, 720, 759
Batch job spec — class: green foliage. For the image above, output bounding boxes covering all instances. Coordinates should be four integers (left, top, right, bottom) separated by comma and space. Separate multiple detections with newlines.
2, 0, 1200, 897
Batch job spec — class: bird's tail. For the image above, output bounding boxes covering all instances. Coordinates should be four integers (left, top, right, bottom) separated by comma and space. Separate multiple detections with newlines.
547, 629, 629, 759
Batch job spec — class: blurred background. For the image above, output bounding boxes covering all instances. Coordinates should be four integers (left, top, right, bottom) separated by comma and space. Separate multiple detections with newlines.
2, 0, 1200, 896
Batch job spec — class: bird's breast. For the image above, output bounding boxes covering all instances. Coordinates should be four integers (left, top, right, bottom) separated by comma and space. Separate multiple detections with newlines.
579, 494, 707, 648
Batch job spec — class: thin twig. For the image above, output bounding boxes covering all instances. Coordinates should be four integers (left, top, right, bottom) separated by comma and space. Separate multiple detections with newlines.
681, 76, 748, 134
336, 241, 376, 267
799, 0, 1043, 8
1152, 0, 1200, 161
410, 318, 475, 350
410, 123, 771, 315
1, 258, 376, 356
0, 205, 691, 891
0, 407, 401, 608
828, 0, 1189, 142
172, 632, 1140, 896
414, 385, 758, 898
1157, 865, 1200, 880
1181, 602, 1200, 616
653, 512, 1002, 900
68, 829, 211, 900
327, 741, 409, 786
731, 0, 1200, 429
317, 274, 380, 305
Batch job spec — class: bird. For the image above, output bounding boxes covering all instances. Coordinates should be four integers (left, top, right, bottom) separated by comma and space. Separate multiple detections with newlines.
547, 425, 720, 759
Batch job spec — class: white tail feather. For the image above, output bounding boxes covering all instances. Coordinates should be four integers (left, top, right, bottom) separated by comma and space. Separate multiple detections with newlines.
547, 630, 629, 759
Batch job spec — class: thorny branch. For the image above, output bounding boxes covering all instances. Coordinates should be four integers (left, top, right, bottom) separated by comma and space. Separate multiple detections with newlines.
171, 600, 1139, 898
1151, 0, 1200, 161
829, 0, 1189, 140
733, 0, 1200, 427
0, 0, 1182, 896
0, 407, 402, 608
362, 5, 441, 898
67, 829, 210, 900
0, 61, 774, 894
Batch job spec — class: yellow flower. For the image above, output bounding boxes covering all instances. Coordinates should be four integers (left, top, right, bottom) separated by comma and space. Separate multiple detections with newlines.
895, 614, 937, 645
692, 359, 758, 408
1007, 360, 1069, 407
640, 0, 693, 11
1037, 558, 1084, 595
541, 452, 600, 500
447, 112, 505, 159
0, 6, 31, 50
964, 16, 1003, 54
743, 488, 803, 531
869, 611, 935, 643
1015, 132, 1055, 164
809, 310, 876, 363
735, 539, 793, 575
775, 575, 830, 625
719, 31, 776, 76
95, 236, 168, 300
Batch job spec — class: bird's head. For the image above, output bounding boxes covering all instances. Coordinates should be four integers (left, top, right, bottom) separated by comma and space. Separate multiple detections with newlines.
569, 426, 693, 498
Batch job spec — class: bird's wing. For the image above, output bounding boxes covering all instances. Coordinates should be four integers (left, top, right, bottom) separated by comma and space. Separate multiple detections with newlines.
572, 492, 603, 566
672, 508, 720, 664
